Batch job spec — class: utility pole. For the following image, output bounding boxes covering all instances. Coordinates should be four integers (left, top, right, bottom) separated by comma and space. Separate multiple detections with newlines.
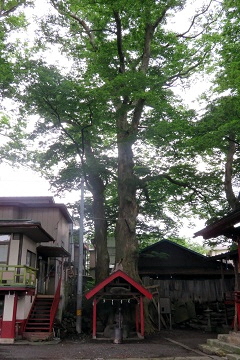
76, 175, 84, 333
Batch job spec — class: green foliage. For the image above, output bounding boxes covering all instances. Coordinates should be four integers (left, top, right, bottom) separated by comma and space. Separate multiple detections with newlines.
0, 1, 32, 93
1, 0, 225, 252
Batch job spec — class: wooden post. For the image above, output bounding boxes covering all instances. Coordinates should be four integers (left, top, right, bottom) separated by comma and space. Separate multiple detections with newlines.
135, 302, 139, 333
92, 297, 97, 339
140, 296, 144, 337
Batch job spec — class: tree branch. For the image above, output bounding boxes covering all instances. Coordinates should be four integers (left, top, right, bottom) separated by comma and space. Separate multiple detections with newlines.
139, 173, 209, 202
68, 12, 97, 51
113, 10, 125, 74
49, 0, 97, 51
176, 0, 214, 38
224, 136, 240, 210
42, 95, 83, 160
165, 50, 209, 85
0, 0, 26, 18
225, 136, 240, 148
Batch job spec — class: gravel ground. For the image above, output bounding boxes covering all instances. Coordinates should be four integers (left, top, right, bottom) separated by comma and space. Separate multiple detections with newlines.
0, 329, 220, 360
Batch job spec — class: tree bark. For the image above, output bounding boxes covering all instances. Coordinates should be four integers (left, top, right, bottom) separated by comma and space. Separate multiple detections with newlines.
84, 141, 109, 283
224, 136, 240, 210
114, 111, 140, 281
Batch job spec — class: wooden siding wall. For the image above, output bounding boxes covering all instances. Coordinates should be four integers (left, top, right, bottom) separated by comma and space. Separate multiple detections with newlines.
21, 208, 59, 240
0, 206, 19, 219
21, 207, 70, 246
142, 277, 235, 303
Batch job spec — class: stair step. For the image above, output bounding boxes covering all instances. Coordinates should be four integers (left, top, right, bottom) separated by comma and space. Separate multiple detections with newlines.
207, 339, 240, 355
32, 310, 51, 313
23, 331, 53, 342
29, 320, 50, 322
25, 327, 50, 331
26, 324, 50, 326
198, 343, 227, 356
227, 355, 240, 360
29, 320, 50, 323
29, 317, 50, 320
218, 333, 240, 346
24, 293, 58, 338
27, 321, 50, 327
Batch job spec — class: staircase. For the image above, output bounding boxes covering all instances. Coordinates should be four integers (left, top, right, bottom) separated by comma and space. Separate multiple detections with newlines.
199, 332, 240, 358
23, 295, 54, 341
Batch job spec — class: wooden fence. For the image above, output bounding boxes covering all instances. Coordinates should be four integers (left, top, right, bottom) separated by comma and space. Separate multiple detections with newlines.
142, 277, 235, 303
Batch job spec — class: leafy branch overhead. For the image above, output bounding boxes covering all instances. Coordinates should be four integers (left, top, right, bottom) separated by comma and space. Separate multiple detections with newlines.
0, 0, 231, 281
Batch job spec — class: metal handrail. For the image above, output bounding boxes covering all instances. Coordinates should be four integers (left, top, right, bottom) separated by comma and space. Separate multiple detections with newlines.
0, 265, 37, 287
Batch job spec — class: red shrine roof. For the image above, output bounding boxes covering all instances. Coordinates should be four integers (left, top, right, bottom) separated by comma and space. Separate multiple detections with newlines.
85, 270, 153, 300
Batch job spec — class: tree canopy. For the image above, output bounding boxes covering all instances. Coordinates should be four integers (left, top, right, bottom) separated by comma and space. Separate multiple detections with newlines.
1, 0, 235, 279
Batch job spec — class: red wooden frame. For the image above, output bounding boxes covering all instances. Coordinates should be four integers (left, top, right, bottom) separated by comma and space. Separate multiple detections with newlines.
85, 270, 152, 300
85, 270, 152, 339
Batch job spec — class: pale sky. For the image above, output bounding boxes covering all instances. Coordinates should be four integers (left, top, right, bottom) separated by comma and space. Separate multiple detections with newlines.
0, 163, 79, 204
0, 163, 206, 241
0, 164, 53, 197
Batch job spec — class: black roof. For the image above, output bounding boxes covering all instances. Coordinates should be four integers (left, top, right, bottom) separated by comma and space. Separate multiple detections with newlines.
138, 239, 230, 275
194, 208, 240, 240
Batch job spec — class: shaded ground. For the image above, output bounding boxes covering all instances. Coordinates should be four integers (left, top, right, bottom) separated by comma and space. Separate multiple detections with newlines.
0, 329, 221, 360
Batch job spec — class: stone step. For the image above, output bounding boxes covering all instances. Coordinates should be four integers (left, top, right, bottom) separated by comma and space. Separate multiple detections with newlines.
23, 331, 53, 342
218, 333, 240, 346
207, 338, 240, 355
198, 343, 227, 356
227, 354, 240, 360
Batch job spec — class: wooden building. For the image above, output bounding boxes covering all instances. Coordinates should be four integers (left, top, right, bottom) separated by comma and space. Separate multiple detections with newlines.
0, 197, 73, 343
194, 209, 240, 330
138, 240, 234, 303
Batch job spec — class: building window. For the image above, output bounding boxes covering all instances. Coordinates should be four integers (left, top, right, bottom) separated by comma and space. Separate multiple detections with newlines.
26, 250, 36, 268
0, 234, 10, 263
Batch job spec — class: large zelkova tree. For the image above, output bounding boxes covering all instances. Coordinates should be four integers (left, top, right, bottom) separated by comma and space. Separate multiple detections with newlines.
189, 0, 240, 232
16, 63, 115, 282
191, 97, 240, 217
0, 0, 34, 96
218, 0, 240, 212
0, 0, 33, 165
7, 0, 222, 282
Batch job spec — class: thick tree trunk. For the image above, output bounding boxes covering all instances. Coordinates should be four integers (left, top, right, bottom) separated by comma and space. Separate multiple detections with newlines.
115, 114, 140, 281
85, 142, 109, 283
92, 191, 109, 283
224, 136, 239, 210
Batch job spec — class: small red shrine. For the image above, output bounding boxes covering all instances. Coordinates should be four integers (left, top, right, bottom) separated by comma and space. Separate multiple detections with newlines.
85, 270, 152, 339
